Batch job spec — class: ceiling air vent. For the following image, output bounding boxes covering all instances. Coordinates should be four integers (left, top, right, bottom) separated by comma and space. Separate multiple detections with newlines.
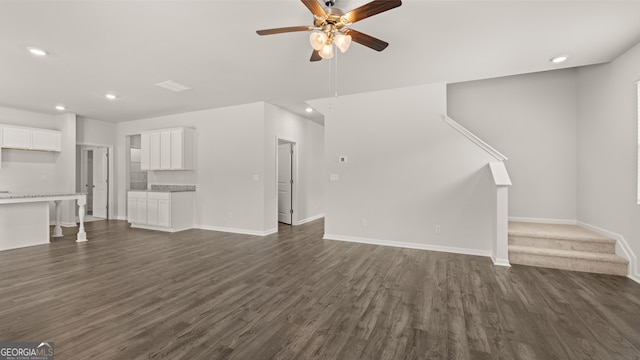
155, 80, 191, 92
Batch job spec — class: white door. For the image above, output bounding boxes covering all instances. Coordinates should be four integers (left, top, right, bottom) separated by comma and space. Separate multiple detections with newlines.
278, 143, 293, 224
92, 147, 109, 219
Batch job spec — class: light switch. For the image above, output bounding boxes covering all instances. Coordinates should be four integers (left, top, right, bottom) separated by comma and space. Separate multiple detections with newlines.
330, 174, 339, 182
253, 174, 259, 182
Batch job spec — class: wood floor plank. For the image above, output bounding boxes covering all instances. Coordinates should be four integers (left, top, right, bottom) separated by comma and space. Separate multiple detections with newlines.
1, 219, 640, 359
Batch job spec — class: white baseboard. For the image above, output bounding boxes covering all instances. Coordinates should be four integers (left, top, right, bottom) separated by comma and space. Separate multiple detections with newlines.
492, 257, 511, 267
49, 221, 77, 227
298, 214, 324, 225
130, 224, 192, 233
577, 221, 640, 283
195, 225, 276, 237
114, 215, 127, 221
322, 234, 492, 258
509, 217, 577, 225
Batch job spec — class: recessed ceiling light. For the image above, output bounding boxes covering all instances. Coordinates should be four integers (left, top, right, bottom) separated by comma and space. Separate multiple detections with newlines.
550, 55, 568, 64
105, 93, 117, 100
28, 47, 47, 56
55, 105, 66, 111
305, 107, 313, 113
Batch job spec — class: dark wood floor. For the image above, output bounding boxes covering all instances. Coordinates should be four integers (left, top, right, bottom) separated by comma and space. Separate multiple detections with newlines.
1, 219, 640, 359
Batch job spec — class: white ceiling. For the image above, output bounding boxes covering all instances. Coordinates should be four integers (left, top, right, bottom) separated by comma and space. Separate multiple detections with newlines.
1, 0, 640, 124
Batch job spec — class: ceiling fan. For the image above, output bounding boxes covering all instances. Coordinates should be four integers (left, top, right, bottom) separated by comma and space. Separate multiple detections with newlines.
256, 0, 402, 61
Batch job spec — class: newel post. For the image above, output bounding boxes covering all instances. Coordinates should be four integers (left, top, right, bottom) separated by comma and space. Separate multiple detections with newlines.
489, 162, 512, 267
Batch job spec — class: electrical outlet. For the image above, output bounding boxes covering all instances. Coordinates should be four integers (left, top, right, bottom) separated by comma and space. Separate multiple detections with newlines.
361, 219, 368, 227
435, 225, 441, 233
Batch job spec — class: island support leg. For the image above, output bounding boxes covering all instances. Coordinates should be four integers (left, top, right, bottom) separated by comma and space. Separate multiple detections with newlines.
53, 200, 63, 237
76, 196, 87, 242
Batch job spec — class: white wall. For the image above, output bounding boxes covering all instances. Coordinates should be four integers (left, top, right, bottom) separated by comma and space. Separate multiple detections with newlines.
310, 83, 497, 255
577, 41, 640, 276
115, 102, 267, 233
0, 107, 77, 223
77, 117, 116, 146
447, 69, 579, 221
263, 103, 324, 231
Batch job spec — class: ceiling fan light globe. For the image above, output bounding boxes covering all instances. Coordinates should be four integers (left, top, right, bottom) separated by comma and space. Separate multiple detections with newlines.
309, 32, 328, 51
334, 33, 352, 53
319, 43, 334, 59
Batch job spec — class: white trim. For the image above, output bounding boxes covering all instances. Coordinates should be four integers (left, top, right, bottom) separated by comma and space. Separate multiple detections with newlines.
275, 136, 299, 228
577, 221, 639, 283
77, 143, 115, 220
323, 234, 492, 258
114, 215, 127, 221
298, 214, 324, 225
508, 217, 577, 225
131, 224, 192, 233
195, 224, 277, 237
49, 221, 77, 227
489, 162, 512, 186
443, 115, 508, 161
492, 257, 511, 267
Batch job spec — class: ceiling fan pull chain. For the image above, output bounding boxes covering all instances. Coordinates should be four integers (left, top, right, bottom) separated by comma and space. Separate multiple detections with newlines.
331, 47, 339, 98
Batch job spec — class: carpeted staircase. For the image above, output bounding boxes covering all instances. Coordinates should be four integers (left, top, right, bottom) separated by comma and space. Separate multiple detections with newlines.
508, 222, 628, 276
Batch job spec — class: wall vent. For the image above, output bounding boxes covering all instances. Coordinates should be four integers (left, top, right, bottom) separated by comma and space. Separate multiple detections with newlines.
155, 80, 191, 92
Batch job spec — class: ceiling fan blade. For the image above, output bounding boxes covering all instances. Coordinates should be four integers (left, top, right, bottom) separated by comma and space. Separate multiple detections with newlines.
344, 29, 389, 51
343, 0, 402, 24
310, 50, 322, 62
301, 0, 327, 18
256, 26, 312, 35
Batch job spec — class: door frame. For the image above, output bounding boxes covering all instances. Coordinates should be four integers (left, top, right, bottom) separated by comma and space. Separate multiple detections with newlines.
276, 137, 298, 227
79, 147, 94, 213
78, 143, 114, 220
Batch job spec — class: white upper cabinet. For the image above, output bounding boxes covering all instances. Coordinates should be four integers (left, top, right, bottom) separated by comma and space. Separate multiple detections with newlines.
0, 125, 61, 152
140, 127, 195, 171
140, 133, 150, 170
31, 130, 61, 151
149, 132, 161, 170
160, 131, 171, 170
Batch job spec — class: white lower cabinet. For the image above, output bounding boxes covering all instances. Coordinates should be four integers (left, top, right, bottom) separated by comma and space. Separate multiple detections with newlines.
127, 191, 194, 232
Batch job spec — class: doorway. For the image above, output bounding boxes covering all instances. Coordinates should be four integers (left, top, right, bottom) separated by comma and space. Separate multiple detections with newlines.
277, 138, 297, 226
80, 146, 109, 219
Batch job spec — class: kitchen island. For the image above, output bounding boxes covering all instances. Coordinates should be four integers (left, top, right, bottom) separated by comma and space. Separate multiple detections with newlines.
0, 193, 87, 251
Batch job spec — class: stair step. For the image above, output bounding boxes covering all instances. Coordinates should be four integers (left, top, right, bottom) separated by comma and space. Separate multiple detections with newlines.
509, 235, 615, 253
509, 245, 628, 276
509, 222, 614, 242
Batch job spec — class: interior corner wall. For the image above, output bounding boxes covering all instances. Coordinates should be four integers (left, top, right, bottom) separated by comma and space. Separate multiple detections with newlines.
310, 83, 496, 254
577, 41, 640, 265
53, 113, 77, 224
115, 102, 266, 233
447, 69, 579, 221
263, 103, 324, 232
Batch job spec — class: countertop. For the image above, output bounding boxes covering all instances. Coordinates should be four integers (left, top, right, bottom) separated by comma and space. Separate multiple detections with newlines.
130, 185, 196, 193
0, 192, 86, 200
0, 192, 87, 205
